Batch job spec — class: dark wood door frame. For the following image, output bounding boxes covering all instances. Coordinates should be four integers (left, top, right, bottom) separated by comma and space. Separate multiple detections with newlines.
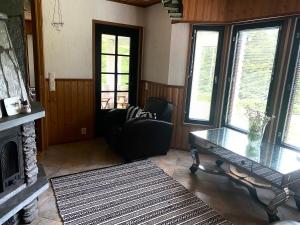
30, 0, 48, 151
92, 20, 143, 134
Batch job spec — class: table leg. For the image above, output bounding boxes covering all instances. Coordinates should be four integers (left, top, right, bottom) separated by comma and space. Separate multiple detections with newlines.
295, 194, 300, 211
216, 159, 224, 167
266, 188, 290, 222
190, 148, 200, 174
246, 185, 265, 206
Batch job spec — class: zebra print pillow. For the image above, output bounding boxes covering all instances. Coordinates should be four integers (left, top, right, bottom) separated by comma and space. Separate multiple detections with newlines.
126, 106, 143, 120
138, 111, 157, 119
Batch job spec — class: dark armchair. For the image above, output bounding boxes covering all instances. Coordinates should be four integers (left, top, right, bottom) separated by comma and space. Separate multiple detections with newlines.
103, 97, 173, 161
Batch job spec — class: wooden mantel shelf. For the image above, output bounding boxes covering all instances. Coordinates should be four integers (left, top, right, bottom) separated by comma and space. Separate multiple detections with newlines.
0, 102, 45, 132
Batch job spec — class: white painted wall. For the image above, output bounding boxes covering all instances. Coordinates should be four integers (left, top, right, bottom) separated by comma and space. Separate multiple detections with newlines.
168, 23, 190, 86
142, 4, 172, 84
42, 1, 190, 86
42, 0, 144, 79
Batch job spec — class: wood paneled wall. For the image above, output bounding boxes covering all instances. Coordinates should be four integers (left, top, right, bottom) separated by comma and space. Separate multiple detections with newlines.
45, 79, 95, 145
45, 79, 208, 150
181, 0, 300, 23
139, 80, 211, 150
226, 0, 300, 22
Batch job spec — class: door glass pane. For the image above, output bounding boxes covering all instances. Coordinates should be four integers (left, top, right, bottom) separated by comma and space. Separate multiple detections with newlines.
101, 74, 115, 91
189, 31, 219, 121
283, 49, 300, 148
227, 27, 280, 131
118, 36, 130, 55
101, 55, 115, 73
117, 75, 129, 91
118, 56, 130, 73
102, 34, 115, 54
101, 92, 114, 109
117, 92, 129, 109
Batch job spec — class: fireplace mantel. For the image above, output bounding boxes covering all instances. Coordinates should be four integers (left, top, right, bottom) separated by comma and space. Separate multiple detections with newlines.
0, 102, 45, 132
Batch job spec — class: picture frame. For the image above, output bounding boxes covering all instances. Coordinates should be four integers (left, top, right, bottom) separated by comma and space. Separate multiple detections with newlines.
3, 97, 21, 116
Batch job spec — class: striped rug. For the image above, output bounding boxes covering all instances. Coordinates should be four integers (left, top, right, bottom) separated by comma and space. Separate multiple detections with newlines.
51, 160, 232, 225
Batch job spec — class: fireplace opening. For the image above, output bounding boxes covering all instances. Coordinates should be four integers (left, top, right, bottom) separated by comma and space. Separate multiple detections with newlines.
1, 142, 20, 191
0, 127, 24, 197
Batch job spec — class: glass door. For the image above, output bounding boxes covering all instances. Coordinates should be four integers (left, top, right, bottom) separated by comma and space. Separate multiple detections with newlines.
95, 23, 140, 134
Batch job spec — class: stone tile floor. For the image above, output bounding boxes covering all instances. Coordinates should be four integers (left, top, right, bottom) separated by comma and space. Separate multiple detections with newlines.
29, 138, 300, 225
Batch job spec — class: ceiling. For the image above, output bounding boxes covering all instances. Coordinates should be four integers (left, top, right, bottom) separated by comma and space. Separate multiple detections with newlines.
108, 0, 161, 7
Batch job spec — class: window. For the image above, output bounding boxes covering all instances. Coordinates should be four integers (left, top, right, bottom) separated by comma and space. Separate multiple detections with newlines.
185, 26, 224, 124
223, 22, 282, 132
100, 34, 131, 109
94, 24, 140, 111
277, 20, 300, 150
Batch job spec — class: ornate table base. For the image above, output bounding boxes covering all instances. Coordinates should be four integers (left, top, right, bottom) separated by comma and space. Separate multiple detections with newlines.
190, 148, 299, 222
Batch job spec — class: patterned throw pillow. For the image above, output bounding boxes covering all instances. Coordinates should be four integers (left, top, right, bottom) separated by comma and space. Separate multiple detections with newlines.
126, 106, 142, 120
137, 111, 157, 119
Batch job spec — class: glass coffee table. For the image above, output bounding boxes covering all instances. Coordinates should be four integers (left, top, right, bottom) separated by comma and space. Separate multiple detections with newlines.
189, 128, 300, 222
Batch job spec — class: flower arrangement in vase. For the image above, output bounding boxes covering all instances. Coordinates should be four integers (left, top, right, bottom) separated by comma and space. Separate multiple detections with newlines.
244, 106, 274, 160
245, 106, 274, 142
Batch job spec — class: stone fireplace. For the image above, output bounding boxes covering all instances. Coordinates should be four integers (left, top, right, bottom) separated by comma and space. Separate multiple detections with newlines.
0, 12, 48, 225
0, 121, 47, 225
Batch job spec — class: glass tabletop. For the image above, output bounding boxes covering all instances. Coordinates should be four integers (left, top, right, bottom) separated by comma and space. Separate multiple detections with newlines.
191, 128, 300, 175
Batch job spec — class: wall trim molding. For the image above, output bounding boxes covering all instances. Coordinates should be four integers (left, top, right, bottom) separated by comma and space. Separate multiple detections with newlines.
45, 78, 93, 81
141, 80, 185, 89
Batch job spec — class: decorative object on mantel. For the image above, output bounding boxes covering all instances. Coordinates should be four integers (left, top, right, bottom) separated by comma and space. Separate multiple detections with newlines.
20, 100, 31, 114
51, 0, 64, 31
3, 97, 21, 116
161, 0, 183, 20
0, 13, 29, 105
245, 106, 274, 142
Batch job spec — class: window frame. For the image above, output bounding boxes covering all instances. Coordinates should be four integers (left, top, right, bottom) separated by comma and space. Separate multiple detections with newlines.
185, 25, 225, 125
100, 34, 131, 109
277, 19, 300, 151
222, 21, 284, 133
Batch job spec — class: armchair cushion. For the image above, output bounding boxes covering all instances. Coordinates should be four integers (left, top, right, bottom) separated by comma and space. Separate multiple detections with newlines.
120, 118, 173, 160
137, 110, 156, 119
126, 106, 142, 120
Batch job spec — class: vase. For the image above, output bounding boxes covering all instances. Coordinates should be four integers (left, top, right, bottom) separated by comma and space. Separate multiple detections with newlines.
247, 117, 270, 142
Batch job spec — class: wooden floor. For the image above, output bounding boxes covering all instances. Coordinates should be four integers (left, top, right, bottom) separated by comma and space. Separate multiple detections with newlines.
28, 138, 300, 225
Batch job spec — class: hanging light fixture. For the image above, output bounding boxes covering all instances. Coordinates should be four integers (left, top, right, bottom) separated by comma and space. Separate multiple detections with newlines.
51, 0, 64, 31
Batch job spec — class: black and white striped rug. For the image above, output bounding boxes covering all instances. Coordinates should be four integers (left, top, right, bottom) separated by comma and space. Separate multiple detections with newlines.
51, 160, 232, 225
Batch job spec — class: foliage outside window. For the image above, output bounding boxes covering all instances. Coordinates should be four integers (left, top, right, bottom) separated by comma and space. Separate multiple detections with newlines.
185, 26, 223, 124
224, 23, 281, 131
100, 34, 130, 109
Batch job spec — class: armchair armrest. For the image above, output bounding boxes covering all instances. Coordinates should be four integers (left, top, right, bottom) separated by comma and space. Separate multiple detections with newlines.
103, 109, 127, 144
104, 109, 127, 127
121, 118, 173, 160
